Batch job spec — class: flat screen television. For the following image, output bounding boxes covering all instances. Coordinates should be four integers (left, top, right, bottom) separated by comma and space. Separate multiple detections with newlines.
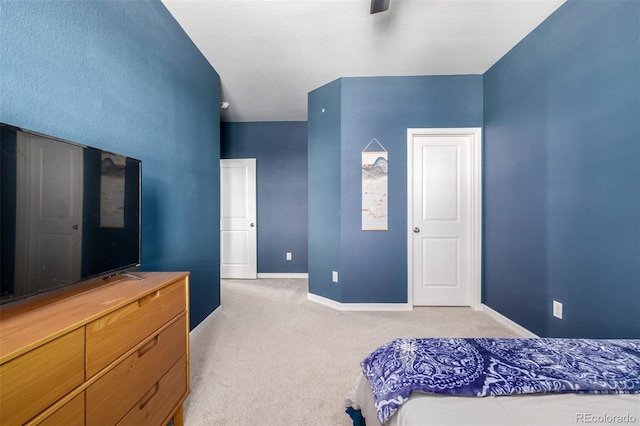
1, 123, 141, 306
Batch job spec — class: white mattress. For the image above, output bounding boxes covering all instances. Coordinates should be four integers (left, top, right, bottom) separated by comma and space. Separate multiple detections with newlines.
346, 373, 640, 426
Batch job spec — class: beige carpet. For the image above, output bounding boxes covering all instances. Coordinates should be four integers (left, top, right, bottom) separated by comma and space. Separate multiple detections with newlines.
184, 278, 521, 426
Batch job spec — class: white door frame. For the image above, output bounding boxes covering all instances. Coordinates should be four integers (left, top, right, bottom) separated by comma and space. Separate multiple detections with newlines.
407, 128, 482, 310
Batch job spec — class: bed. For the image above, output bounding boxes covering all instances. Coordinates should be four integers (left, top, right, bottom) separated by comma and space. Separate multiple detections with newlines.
345, 338, 640, 426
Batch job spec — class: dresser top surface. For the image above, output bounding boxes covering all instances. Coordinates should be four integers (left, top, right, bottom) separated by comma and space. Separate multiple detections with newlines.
0, 271, 189, 363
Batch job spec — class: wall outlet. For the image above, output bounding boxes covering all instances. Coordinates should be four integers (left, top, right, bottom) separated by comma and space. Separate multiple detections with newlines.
332, 271, 338, 283
553, 300, 563, 319
286, 252, 292, 261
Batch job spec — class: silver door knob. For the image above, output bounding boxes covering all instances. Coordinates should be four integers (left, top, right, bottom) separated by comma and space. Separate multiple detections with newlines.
413, 227, 420, 233
250, 223, 256, 228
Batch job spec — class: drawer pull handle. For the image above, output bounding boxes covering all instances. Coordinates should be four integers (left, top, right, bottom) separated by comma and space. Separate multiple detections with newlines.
139, 383, 160, 410
137, 336, 159, 357
138, 290, 160, 307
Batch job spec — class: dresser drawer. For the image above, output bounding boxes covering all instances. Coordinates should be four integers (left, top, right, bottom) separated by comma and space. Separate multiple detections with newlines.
0, 328, 84, 426
36, 393, 84, 426
86, 314, 187, 426
118, 354, 188, 426
86, 278, 186, 377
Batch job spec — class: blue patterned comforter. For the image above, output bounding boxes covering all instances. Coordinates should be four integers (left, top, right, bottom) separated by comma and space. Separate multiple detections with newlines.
360, 338, 640, 424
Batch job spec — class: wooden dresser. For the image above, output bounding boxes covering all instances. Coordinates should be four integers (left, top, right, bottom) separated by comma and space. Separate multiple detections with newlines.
0, 271, 190, 426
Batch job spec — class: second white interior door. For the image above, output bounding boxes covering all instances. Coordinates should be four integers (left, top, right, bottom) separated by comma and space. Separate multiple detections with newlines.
408, 128, 481, 307
220, 158, 257, 279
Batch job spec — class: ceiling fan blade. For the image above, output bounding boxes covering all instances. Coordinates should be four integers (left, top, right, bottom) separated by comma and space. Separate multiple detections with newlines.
370, 0, 390, 14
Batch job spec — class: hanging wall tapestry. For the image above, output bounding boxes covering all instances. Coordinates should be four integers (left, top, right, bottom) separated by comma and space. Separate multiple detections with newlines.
100, 152, 126, 228
362, 138, 388, 230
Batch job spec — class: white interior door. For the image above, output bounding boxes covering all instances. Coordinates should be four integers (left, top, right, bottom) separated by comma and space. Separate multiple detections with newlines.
15, 133, 83, 296
220, 159, 257, 279
408, 128, 482, 307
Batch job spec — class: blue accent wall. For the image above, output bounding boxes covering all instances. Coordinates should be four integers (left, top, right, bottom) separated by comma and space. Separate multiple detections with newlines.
308, 76, 483, 303
221, 121, 308, 273
1, 0, 221, 330
340, 76, 483, 303
308, 80, 342, 301
483, 0, 640, 338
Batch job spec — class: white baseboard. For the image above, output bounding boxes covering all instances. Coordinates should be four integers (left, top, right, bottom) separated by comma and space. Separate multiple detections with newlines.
307, 292, 413, 311
481, 304, 539, 338
189, 304, 222, 341
257, 273, 309, 279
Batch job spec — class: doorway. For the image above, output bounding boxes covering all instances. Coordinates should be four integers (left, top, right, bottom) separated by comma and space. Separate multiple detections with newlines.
407, 128, 482, 308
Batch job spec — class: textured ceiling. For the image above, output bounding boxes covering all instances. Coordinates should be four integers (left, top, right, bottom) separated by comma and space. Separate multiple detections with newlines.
161, 0, 565, 122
